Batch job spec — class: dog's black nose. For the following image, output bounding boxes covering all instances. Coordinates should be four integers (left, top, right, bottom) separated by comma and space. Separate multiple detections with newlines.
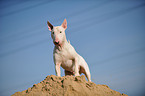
54, 41, 59, 45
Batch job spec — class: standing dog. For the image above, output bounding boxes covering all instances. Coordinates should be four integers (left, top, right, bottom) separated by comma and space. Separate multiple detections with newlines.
47, 19, 91, 81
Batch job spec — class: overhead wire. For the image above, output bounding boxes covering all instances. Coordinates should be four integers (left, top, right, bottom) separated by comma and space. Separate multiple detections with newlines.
0, 0, 114, 41
0, 0, 56, 40
0, 0, 116, 57
0, 2, 145, 58
3, 0, 145, 44
0, 38, 48, 57
0, 0, 56, 17
90, 47, 145, 66
0, 0, 29, 9
69, 3, 145, 34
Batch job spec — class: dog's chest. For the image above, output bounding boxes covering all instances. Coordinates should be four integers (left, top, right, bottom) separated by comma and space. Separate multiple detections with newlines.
54, 46, 74, 71
56, 46, 73, 61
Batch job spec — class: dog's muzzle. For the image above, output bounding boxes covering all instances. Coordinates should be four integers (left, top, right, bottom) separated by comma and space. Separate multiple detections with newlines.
54, 41, 59, 45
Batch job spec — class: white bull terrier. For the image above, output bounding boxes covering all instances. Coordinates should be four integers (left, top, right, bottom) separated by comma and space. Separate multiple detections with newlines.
47, 19, 91, 81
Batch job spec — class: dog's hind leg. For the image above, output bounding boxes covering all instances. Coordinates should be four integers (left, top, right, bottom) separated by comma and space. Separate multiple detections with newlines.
80, 66, 91, 82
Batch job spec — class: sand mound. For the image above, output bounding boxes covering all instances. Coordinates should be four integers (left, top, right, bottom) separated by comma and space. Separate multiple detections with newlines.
12, 75, 127, 96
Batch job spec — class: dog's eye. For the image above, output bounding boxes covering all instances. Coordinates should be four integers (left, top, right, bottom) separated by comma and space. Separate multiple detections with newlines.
60, 31, 62, 33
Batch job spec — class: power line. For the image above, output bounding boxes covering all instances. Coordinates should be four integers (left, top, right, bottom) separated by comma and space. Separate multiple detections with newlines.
0, 0, 56, 17
90, 47, 145, 66
69, 3, 145, 34
0, 23, 45, 40
0, 0, 114, 44
0, 24, 46, 43
11, 1, 145, 42
0, 38, 49, 57
0, 0, 29, 9
0, 2, 145, 57
56, 0, 115, 20
0, 0, 56, 39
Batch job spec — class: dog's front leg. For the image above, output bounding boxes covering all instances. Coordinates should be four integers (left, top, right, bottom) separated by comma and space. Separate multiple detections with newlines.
55, 63, 61, 76
73, 58, 80, 76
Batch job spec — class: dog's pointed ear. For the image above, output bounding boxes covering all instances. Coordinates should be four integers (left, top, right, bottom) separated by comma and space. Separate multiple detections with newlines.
47, 21, 53, 31
61, 19, 67, 30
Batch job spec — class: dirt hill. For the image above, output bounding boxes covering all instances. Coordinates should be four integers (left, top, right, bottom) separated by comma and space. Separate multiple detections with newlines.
12, 75, 127, 96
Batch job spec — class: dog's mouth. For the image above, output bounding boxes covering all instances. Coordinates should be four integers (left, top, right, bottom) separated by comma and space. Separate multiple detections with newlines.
54, 41, 60, 46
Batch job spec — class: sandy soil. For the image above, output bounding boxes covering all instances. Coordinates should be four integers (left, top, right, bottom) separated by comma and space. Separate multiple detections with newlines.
12, 75, 128, 96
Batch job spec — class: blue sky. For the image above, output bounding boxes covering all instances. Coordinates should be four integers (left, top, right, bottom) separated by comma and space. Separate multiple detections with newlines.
0, 0, 145, 96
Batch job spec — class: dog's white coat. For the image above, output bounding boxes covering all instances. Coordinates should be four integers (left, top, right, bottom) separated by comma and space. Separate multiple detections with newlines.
47, 19, 91, 81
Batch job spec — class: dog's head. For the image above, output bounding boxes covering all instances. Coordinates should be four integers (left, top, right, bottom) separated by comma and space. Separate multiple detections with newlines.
47, 19, 67, 46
